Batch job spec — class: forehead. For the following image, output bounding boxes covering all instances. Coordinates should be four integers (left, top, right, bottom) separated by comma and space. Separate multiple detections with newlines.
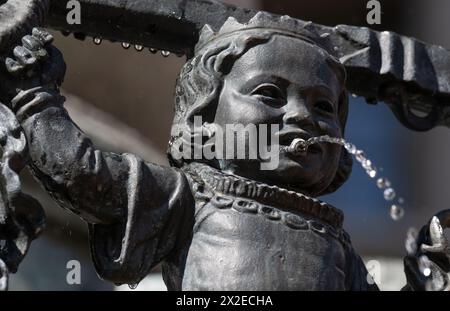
228, 35, 343, 93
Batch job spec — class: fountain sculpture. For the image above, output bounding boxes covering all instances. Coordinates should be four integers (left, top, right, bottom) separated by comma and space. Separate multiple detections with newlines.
0, 0, 449, 291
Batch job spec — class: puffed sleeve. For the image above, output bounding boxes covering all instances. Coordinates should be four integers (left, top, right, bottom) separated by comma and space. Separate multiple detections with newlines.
88, 158, 195, 285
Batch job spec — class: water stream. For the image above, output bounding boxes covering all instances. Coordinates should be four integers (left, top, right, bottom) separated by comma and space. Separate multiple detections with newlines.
285, 136, 446, 290
285, 135, 405, 221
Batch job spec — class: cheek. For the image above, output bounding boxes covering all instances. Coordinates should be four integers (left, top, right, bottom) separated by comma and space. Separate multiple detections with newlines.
322, 143, 342, 182
317, 118, 342, 137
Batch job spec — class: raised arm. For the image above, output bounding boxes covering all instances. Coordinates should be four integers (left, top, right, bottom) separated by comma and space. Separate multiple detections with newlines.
0, 28, 186, 226
2, 31, 125, 224
0, 29, 195, 285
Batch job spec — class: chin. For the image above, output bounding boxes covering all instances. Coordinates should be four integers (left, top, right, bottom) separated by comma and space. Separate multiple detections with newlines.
220, 155, 337, 195
265, 155, 335, 195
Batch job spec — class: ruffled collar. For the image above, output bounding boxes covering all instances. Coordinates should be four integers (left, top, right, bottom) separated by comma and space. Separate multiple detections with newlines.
185, 163, 344, 229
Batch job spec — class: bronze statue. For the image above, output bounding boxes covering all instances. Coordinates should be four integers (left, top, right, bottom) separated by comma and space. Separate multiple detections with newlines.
0, 0, 450, 291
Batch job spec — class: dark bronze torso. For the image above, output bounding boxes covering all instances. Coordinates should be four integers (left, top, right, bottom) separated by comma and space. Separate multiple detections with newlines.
163, 163, 359, 291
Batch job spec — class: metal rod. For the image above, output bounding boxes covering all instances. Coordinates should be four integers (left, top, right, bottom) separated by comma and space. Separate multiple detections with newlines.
47, 0, 258, 57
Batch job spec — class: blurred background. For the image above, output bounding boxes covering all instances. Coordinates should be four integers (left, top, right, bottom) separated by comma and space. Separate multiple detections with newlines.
9, 0, 450, 291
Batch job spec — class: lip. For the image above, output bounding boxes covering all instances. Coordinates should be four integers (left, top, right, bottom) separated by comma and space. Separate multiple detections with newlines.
277, 129, 323, 154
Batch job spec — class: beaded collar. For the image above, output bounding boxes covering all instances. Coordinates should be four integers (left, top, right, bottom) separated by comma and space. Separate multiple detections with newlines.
185, 163, 344, 229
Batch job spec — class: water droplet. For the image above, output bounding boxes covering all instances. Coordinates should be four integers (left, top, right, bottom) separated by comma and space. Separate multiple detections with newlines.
93, 37, 102, 45
355, 150, 365, 163
362, 159, 372, 170
161, 50, 171, 57
377, 178, 391, 189
384, 188, 396, 201
128, 283, 138, 290
390, 204, 404, 221
351, 93, 358, 98
367, 169, 377, 178
398, 197, 405, 204
122, 42, 131, 49
344, 143, 357, 154
134, 45, 143, 51
149, 48, 158, 54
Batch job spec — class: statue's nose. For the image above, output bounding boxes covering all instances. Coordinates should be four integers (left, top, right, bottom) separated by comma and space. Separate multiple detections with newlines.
283, 101, 315, 132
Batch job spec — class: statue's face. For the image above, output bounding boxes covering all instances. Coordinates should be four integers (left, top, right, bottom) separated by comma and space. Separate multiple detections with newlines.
213, 35, 344, 195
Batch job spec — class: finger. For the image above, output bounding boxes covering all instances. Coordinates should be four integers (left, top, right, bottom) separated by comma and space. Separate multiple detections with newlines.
32, 28, 53, 46
430, 216, 446, 246
21, 35, 42, 51
21, 35, 48, 61
13, 46, 37, 67
5, 58, 24, 75
422, 243, 445, 253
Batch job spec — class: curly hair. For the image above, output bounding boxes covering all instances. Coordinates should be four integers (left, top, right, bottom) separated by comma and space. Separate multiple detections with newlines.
168, 16, 353, 196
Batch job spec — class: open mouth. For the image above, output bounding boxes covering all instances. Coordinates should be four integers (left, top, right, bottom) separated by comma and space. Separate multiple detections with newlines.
278, 130, 323, 155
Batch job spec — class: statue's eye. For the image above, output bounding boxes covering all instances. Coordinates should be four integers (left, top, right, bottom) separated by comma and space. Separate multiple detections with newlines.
251, 84, 286, 106
314, 100, 335, 114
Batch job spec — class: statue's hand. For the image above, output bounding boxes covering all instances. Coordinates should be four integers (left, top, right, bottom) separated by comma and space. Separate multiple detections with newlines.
404, 211, 450, 291
0, 28, 66, 105
421, 216, 450, 256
